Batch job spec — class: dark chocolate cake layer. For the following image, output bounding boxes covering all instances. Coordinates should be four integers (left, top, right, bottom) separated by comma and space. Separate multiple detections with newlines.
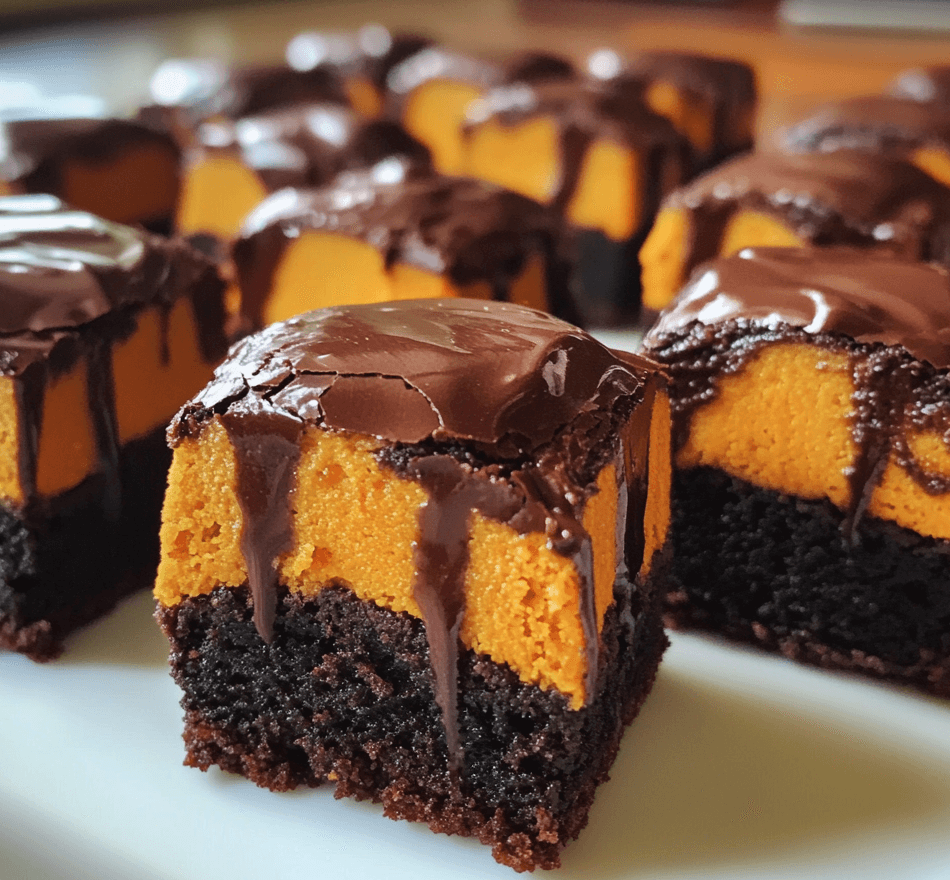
0, 427, 171, 660
158, 574, 668, 872
666, 466, 950, 695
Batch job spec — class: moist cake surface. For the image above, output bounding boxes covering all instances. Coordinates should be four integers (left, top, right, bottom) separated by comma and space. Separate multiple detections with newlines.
156, 297, 671, 869
644, 245, 950, 694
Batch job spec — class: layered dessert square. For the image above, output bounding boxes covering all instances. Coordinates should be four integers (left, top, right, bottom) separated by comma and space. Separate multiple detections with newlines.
155, 297, 671, 870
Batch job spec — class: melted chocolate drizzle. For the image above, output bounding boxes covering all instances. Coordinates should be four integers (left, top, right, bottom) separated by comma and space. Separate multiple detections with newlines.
173, 299, 655, 771
646, 245, 950, 531
222, 410, 303, 641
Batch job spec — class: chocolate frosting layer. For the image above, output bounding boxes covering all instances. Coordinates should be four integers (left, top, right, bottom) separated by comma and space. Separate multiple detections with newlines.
173, 299, 657, 768
645, 245, 950, 534
666, 149, 950, 278
647, 246, 950, 367
0, 193, 227, 505
781, 94, 950, 156
464, 77, 687, 225
232, 173, 576, 328
192, 101, 432, 193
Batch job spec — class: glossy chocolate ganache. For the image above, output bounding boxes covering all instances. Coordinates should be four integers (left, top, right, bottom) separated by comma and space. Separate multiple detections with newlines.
0, 193, 225, 505
171, 298, 657, 769
645, 245, 950, 532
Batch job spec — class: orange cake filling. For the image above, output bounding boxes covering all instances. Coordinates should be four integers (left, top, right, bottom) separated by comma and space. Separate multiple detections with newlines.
402, 79, 484, 175
61, 142, 180, 227
156, 418, 641, 706
640, 206, 803, 310
177, 152, 269, 239
677, 341, 950, 540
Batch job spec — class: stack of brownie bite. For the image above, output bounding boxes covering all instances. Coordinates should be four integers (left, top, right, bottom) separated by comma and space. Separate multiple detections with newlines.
22, 21, 950, 874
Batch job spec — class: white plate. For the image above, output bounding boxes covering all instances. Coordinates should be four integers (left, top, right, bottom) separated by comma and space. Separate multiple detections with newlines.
1, 589, 950, 880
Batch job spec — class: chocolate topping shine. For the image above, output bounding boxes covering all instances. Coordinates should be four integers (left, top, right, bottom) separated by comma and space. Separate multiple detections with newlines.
647, 246, 950, 367
194, 101, 432, 193
181, 298, 641, 447
781, 94, 950, 156
889, 66, 950, 105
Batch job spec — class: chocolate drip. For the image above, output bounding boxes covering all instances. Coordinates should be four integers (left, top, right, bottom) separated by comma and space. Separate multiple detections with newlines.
85, 343, 121, 520
406, 456, 480, 775
14, 364, 45, 504
222, 410, 303, 642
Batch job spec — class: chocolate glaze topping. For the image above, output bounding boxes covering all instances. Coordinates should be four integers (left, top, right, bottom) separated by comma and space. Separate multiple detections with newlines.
464, 78, 686, 229
781, 94, 950, 157
232, 173, 577, 328
645, 245, 950, 533
172, 298, 655, 770
667, 149, 950, 279
192, 101, 432, 193
0, 193, 227, 504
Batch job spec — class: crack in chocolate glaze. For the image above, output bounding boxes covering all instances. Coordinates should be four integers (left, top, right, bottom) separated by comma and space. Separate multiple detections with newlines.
171, 298, 657, 772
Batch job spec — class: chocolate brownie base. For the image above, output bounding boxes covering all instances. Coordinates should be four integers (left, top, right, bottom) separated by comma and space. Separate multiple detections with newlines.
666, 466, 950, 695
157, 573, 668, 872
0, 427, 171, 661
